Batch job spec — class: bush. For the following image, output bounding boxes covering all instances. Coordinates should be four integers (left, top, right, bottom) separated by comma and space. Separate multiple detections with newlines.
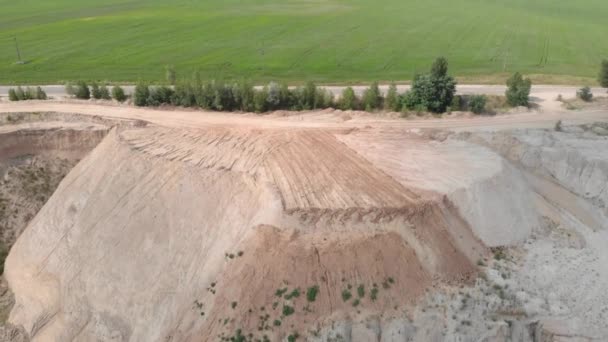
469, 95, 487, 114
405, 57, 456, 113
75, 81, 90, 99
65, 82, 75, 96
233, 80, 255, 112
577, 86, 593, 102
306, 286, 319, 302
91, 82, 102, 99
385, 83, 399, 111
134, 82, 150, 106
25, 87, 37, 100
14, 86, 25, 101
150, 86, 174, 106
505, 72, 531, 107
554, 120, 562, 132
451, 95, 462, 111
253, 87, 268, 113
361, 81, 382, 111
599, 59, 608, 89
8, 88, 18, 101
35, 86, 47, 100
340, 87, 357, 110
0, 242, 7, 275
112, 86, 127, 102
99, 85, 111, 100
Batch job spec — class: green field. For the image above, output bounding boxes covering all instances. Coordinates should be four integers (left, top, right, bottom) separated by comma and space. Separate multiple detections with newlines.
1, 0, 607, 84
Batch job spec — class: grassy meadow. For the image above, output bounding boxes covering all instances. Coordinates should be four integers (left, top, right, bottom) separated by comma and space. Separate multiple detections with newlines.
0, 0, 607, 84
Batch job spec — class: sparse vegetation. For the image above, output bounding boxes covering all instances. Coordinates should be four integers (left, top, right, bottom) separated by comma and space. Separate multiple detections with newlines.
370, 287, 379, 301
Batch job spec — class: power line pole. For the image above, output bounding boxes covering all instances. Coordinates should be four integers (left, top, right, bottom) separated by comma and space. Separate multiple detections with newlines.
14, 36, 23, 63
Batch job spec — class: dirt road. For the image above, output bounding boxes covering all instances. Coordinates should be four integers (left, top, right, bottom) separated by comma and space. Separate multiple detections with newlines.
0, 99, 607, 132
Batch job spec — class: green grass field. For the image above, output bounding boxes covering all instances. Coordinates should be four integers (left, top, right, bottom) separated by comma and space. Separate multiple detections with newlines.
1, 0, 607, 84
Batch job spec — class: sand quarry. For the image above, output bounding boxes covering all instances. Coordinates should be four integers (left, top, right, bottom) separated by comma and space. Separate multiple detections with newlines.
0, 100, 607, 342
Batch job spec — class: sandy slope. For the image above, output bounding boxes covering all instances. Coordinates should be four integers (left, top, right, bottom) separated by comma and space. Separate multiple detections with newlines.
0, 103, 607, 341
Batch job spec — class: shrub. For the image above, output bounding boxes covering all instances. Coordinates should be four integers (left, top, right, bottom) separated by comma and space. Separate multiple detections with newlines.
75, 81, 90, 99
385, 83, 399, 111
505, 72, 531, 107
469, 95, 487, 114
0, 242, 7, 275
577, 86, 593, 102
340, 87, 357, 110
8, 88, 18, 101
99, 85, 111, 100
35, 87, 47, 100
405, 57, 457, 113
15, 86, 25, 101
253, 87, 268, 113
282, 305, 295, 316
24, 87, 36, 100
361, 81, 382, 111
134, 82, 150, 106
341, 289, 352, 302
451, 95, 462, 111
599, 59, 608, 89
112, 86, 127, 102
554, 120, 562, 132
357, 284, 365, 298
65, 82, 76, 96
306, 286, 319, 302
91, 82, 102, 99
233, 80, 255, 112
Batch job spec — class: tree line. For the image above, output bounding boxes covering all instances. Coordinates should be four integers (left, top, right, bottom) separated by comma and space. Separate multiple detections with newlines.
10, 57, 608, 112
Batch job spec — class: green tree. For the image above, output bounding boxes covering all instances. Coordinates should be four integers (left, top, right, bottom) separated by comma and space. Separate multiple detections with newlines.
405, 57, 456, 113
599, 59, 608, 89
505, 72, 532, 107
134, 82, 150, 106
362, 81, 382, 111
75, 81, 90, 99
112, 86, 127, 102
385, 83, 399, 111
340, 87, 357, 110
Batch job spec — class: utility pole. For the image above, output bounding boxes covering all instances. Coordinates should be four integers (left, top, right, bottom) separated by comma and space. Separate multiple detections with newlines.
14, 36, 24, 64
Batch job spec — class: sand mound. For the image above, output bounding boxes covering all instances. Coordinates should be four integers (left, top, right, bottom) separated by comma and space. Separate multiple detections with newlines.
5, 126, 491, 341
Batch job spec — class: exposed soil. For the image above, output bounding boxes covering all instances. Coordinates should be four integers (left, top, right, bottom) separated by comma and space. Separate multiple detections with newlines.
0, 104, 606, 341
